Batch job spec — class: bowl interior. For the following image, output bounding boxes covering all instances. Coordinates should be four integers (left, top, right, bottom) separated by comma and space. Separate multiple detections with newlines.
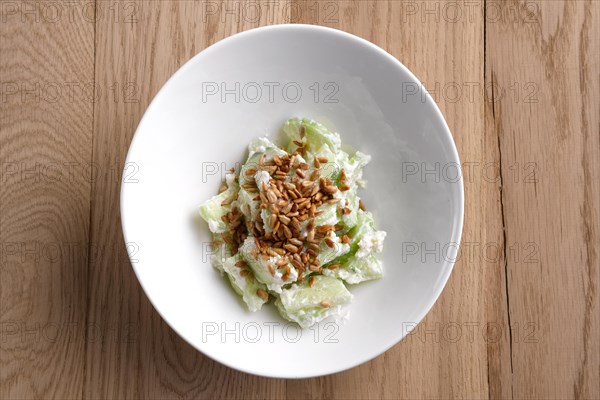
121, 25, 463, 378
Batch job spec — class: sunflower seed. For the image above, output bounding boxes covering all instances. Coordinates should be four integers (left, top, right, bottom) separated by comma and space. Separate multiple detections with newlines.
266, 189, 277, 203
308, 242, 320, 251
320, 300, 331, 308
298, 214, 309, 221
282, 225, 292, 239
257, 289, 269, 301
281, 202, 293, 214
290, 218, 301, 232
277, 257, 288, 266
289, 238, 303, 246
323, 185, 338, 194
284, 244, 299, 253
290, 258, 303, 270
359, 199, 366, 211
269, 214, 278, 228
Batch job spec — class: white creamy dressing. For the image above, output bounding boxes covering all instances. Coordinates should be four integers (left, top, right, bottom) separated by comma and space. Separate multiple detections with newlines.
318, 208, 340, 227
254, 170, 271, 188
356, 230, 387, 259
260, 209, 272, 233
247, 137, 270, 157
208, 219, 221, 233
267, 256, 299, 294
294, 154, 307, 164
225, 172, 236, 186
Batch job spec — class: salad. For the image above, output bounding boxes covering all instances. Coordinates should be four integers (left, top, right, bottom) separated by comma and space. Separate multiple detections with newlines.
199, 118, 386, 328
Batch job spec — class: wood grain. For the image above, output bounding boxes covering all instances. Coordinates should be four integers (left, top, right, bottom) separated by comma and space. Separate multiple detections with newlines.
1, 0, 598, 399
486, 1, 600, 398
0, 0, 95, 398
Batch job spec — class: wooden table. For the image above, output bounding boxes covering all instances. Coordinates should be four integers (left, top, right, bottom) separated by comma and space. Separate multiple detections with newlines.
1, 1, 598, 398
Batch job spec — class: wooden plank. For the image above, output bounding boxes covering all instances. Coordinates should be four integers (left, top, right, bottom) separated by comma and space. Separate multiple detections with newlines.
0, 0, 95, 398
486, 0, 600, 398
286, 1, 491, 398
84, 1, 289, 398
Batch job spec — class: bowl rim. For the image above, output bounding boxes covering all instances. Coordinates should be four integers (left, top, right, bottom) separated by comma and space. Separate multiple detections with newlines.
120, 23, 465, 378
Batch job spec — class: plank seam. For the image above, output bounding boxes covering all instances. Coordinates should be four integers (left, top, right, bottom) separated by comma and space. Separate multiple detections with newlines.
483, 2, 492, 399
82, 0, 98, 398
492, 75, 514, 399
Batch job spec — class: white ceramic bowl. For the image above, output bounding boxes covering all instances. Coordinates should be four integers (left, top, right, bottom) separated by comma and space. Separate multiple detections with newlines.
121, 24, 463, 378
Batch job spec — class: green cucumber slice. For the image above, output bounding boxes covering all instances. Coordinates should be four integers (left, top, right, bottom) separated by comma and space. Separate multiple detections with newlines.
240, 237, 298, 293
275, 275, 352, 328
222, 255, 268, 312
199, 175, 239, 234
323, 253, 383, 284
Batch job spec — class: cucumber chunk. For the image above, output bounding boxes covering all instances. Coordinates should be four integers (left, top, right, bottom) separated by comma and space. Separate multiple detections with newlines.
222, 255, 268, 312
282, 117, 342, 152
275, 275, 352, 328
240, 237, 298, 294
323, 253, 383, 284
199, 174, 239, 233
